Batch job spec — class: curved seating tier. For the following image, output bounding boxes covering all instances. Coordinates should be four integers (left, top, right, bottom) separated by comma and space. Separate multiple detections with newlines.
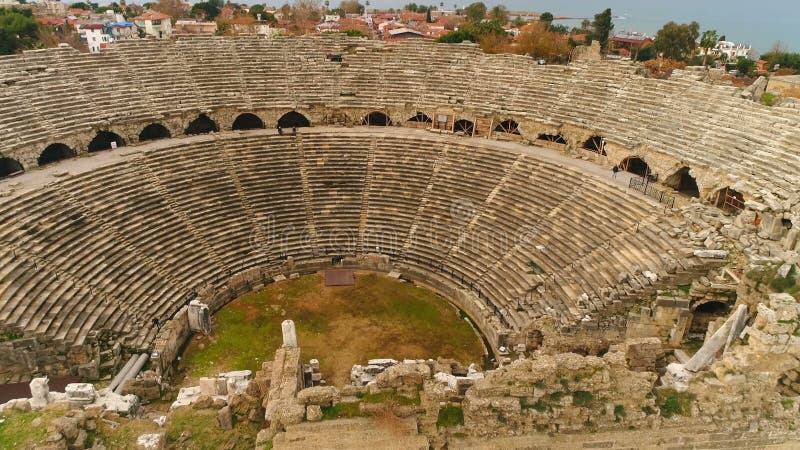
2, 36, 798, 196
0, 129, 693, 349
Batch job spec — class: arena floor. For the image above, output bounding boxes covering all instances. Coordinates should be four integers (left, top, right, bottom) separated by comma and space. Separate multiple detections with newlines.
177, 271, 486, 385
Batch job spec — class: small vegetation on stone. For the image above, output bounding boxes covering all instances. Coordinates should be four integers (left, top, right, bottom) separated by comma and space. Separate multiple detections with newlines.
0, 410, 55, 448
321, 402, 366, 420
0, 328, 22, 343
163, 408, 259, 449
656, 388, 695, 418
572, 390, 594, 406
437, 405, 464, 428
760, 92, 779, 106
614, 404, 626, 421
359, 390, 420, 406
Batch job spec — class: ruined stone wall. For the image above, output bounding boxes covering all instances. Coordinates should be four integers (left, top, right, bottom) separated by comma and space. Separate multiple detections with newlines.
462, 351, 658, 435
0, 334, 99, 383
150, 306, 191, 378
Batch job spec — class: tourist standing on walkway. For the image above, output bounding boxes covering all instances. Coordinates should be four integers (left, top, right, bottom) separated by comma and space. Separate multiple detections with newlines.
612, 165, 619, 178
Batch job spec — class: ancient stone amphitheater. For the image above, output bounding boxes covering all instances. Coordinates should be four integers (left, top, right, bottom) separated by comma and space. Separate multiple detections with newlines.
1, 36, 800, 448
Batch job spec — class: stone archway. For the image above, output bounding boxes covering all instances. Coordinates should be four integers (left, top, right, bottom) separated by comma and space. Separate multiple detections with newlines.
88, 131, 126, 153
0, 157, 24, 180
232, 113, 265, 130
38, 144, 76, 166
139, 123, 171, 142
536, 133, 567, 145
454, 119, 475, 135
494, 119, 520, 135
185, 114, 219, 135
407, 112, 432, 126
619, 156, 650, 177
581, 135, 606, 155
664, 166, 699, 197
689, 301, 730, 334
277, 111, 311, 128
362, 111, 392, 126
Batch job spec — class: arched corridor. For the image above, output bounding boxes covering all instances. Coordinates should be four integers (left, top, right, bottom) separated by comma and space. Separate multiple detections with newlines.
139, 123, 171, 142
619, 156, 650, 177
664, 167, 699, 197
38, 144, 76, 166
277, 111, 311, 129
232, 113, 265, 130
185, 114, 219, 135
88, 131, 125, 153
362, 111, 392, 126
0, 157, 24, 179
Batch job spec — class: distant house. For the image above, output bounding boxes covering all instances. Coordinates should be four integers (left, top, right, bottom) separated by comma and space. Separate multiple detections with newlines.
610, 31, 652, 59
107, 21, 138, 41
385, 27, 423, 41
78, 24, 111, 53
174, 19, 217, 35
711, 41, 753, 60
133, 10, 172, 38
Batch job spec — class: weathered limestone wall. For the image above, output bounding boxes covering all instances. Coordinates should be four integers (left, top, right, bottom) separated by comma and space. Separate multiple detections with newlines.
0, 334, 100, 383
462, 351, 658, 435
149, 306, 191, 378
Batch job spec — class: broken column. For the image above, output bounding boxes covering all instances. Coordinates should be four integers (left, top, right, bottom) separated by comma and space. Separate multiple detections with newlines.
282, 319, 297, 348
29, 377, 50, 409
188, 300, 212, 335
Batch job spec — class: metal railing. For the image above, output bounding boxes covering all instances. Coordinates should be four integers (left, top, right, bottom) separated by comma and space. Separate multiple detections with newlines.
629, 176, 675, 208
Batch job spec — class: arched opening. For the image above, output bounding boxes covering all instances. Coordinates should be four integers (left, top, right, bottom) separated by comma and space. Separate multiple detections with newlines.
689, 301, 730, 334
619, 156, 650, 177
38, 144, 76, 166
232, 113, 265, 130
362, 111, 392, 126
185, 114, 219, 135
714, 187, 745, 213
494, 119, 520, 135
581, 135, 606, 155
526, 329, 543, 350
0, 157, 24, 179
87, 131, 125, 153
536, 133, 567, 145
139, 123, 171, 142
277, 111, 311, 129
664, 167, 699, 197
454, 119, 475, 135
407, 112, 432, 124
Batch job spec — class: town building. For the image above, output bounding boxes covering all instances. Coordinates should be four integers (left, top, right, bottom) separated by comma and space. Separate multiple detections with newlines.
711, 40, 754, 60
174, 20, 217, 35
133, 10, 172, 39
610, 31, 653, 59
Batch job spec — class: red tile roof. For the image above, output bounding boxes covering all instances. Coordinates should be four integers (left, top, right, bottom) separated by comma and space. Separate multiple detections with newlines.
133, 10, 171, 21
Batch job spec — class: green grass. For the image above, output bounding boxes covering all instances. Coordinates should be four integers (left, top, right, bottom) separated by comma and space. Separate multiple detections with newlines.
656, 388, 695, 418
437, 405, 464, 428
0, 328, 22, 343
321, 402, 366, 420
0, 410, 59, 449
181, 272, 485, 384
676, 285, 691, 295
164, 408, 259, 449
682, 338, 705, 356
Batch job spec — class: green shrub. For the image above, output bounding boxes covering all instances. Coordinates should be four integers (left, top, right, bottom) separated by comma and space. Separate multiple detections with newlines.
572, 390, 594, 406
760, 92, 779, 106
656, 389, 695, 418
437, 405, 464, 428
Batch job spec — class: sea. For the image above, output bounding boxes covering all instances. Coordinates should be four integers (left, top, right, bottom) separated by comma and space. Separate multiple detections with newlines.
369, 0, 800, 54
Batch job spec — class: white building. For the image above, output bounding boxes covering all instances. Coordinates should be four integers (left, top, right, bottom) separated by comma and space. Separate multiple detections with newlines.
712, 41, 753, 60
0, 0, 21, 6
78, 24, 111, 53
133, 10, 172, 39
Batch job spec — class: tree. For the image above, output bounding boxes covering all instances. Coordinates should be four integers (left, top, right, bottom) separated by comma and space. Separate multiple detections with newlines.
191, 2, 220, 20
338, 0, 362, 14
404, 2, 418, 12
699, 29, 718, 66
549, 24, 568, 34
426, 8, 432, 23
736, 56, 756, 77
0, 8, 38, 55
489, 5, 508, 25
538, 11, 553, 29
463, 2, 485, 23
515, 22, 570, 62
510, 16, 525, 28
67, 2, 97, 10
652, 21, 700, 61
287, 0, 321, 34
590, 8, 613, 52
153, 0, 186, 19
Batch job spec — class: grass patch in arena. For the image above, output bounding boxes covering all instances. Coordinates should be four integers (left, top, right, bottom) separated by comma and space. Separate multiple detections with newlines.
0, 409, 63, 449
179, 272, 486, 385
